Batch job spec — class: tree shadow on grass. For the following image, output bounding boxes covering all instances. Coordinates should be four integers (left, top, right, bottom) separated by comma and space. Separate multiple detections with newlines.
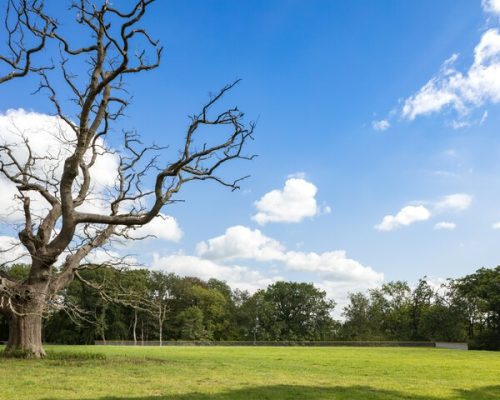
42, 384, 500, 400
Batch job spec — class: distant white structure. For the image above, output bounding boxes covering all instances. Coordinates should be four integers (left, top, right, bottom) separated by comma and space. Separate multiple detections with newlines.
435, 342, 468, 350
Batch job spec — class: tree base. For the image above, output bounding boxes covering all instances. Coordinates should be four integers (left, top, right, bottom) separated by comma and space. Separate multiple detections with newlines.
3, 346, 46, 359
4, 313, 46, 359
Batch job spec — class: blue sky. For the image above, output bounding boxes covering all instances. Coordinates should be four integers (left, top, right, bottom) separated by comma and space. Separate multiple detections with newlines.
1, 0, 500, 309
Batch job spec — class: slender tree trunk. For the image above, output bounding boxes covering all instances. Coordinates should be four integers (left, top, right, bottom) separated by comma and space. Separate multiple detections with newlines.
5, 313, 46, 358
133, 309, 138, 345
158, 311, 163, 347
141, 319, 144, 345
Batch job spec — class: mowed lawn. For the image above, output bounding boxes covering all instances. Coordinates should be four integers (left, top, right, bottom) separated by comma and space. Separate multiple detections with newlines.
0, 345, 499, 400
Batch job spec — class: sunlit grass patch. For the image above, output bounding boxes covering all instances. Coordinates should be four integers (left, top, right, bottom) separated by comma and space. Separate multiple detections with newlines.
0, 345, 499, 399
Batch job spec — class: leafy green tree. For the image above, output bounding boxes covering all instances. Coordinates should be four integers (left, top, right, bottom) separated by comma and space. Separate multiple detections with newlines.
379, 281, 412, 339
243, 282, 336, 341
176, 306, 208, 340
418, 297, 467, 342
452, 267, 500, 349
410, 278, 434, 340
190, 285, 229, 340
341, 292, 372, 340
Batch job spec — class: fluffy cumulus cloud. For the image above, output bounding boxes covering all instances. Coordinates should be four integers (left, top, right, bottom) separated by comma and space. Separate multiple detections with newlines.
151, 254, 281, 293
375, 205, 431, 231
196, 225, 284, 261
252, 178, 330, 225
196, 225, 382, 285
284, 250, 383, 284
372, 119, 391, 131
402, 29, 500, 122
128, 213, 183, 242
435, 193, 472, 212
153, 223, 384, 297
434, 221, 457, 230
492, 221, 500, 229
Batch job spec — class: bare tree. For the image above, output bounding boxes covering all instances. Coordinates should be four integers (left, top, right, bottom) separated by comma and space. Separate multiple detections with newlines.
0, 0, 254, 358
148, 271, 174, 346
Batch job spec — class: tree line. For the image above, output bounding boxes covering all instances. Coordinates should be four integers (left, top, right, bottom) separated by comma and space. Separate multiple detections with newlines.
0, 265, 498, 350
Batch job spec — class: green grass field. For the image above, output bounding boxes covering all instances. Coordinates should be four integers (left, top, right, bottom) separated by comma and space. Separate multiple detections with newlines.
0, 345, 499, 399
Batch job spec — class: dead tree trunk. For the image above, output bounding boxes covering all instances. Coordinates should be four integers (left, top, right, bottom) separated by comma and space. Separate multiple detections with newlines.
3, 290, 47, 358
6, 313, 45, 358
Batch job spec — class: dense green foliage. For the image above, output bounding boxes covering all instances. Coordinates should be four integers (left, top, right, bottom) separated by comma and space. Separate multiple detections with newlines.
339, 268, 500, 349
0, 345, 499, 399
0, 265, 498, 349
0, 266, 336, 343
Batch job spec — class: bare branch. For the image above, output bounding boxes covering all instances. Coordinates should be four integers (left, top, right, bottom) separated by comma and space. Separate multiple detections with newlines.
0, 0, 55, 84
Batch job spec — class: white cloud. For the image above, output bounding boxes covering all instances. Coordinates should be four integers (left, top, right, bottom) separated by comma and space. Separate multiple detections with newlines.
480, 110, 489, 124
252, 178, 329, 225
151, 253, 281, 293
450, 120, 471, 129
195, 225, 383, 288
318, 279, 383, 318
284, 250, 383, 284
0, 180, 21, 222
128, 213, 183, 242
375, 205, 431, 231
425, 277, 450, 298
0, 109, 119, 222
0, 236, 28, 265
196, 225, 284, 261
372, 119, 391, 131
402, 29, 500, 122
435, 193, 472, 212
492, 221, 500, 229
81, 248, 138, 267
483, 0, 500, 16
323, 205, 332, 214
375, 194, 471, 231
434, 221, 457, 230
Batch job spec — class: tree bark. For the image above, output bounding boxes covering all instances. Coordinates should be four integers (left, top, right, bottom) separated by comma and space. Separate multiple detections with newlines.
5, 313, 46, 358
159, 311, 163, 347
133, 309, 138, 345
141, 319, 144, 345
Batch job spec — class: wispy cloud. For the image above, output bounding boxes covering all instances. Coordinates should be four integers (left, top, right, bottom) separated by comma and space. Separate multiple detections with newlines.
372, 119, 391, 131
435, 193, 473, 212
401, 29, 500, 124
483, 0, 500, 17
434, 222, 457, 230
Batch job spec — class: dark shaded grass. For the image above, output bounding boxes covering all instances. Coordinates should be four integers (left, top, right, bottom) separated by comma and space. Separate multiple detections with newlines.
39, 384, 500, 400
